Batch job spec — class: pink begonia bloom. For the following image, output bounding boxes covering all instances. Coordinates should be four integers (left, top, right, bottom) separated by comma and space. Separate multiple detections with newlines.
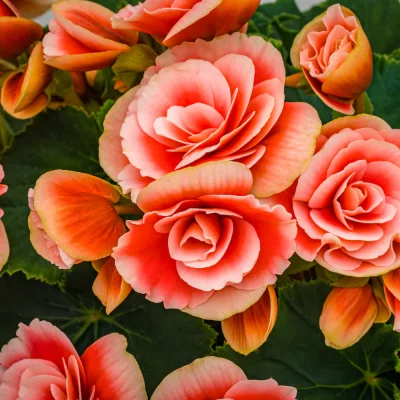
42, 0, 138, 71
290, 4, 372, 115
0, 165, 9, 271
266, 114, 400, 277
113, 162, 296, 321
0, 319, 147, 399
99, 33, 321, 201
151, 356, 297, 400
112, 0, 260, 48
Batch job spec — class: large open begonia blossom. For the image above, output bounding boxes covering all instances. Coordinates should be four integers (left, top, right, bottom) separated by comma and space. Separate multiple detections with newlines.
99, 32, 321, 201
267, 115, 400, 277
113, 161, 296, 321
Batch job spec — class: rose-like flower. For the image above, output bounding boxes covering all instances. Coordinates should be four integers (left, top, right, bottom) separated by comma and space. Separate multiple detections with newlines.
1, 42, 53, 120
42, 0, 138, 71
320, 284, 389, 349
383, 269, 400, 331
290, 4, 372, 115
100, 33, 322, 201
151, 356, 297, 400
0, 165, 9, 271
28, 170, 128, 269
269, 114, 400, 277
112, 0, 260, 48
0, 0, 43, 59
93, 256, 132, 314
113, 162, 296, 320
0, 319, 147, 399
221, 285, 277, 355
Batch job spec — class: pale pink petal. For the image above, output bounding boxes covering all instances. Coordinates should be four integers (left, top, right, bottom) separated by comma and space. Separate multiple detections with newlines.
99, 88, 137, 182
251, 102, 322, 198
118, 164, 154, 204
137, 161, 253, 213
321, 115, 390, 139
151, 356, 246, 400
183, 286, 267, 321
327, 139, 400, 177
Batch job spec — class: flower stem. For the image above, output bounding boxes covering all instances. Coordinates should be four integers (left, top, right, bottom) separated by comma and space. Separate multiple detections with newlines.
114, 204, 142, 215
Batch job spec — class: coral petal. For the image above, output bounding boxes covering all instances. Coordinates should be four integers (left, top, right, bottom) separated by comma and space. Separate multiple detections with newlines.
92, 257, 132, 314
183, 285, 266, 321
251, 102, 321, 198
81, 333, 147, 400
0, 17, 42, 59
137, 162, 253, 212
33, 170, 125, 261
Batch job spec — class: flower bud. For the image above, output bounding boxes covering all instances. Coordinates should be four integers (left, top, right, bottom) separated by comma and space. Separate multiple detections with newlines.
290, 4, 372, 115
92, 256, 132, 314
222, 285, 278, 355
320, 285, 378, 349
1, 42, 53, 120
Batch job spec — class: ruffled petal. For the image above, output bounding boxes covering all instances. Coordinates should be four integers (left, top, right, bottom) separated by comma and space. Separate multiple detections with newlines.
151, 356, 246, 400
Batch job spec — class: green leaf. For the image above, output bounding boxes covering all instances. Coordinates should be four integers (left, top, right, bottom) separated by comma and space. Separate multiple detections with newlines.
332, 276, 369, 288
112, 44, 158, 90
214, 281, 400, 400
249, 0, 304, 53
46, 70, 84, 108
302, 0, 400, 55
113, 44, 157, 75
286, 254, 316, 275
367, 54, 400, 128
0, 266, 217, 395
0, 107, 107, 284
95, 99, 115, 130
